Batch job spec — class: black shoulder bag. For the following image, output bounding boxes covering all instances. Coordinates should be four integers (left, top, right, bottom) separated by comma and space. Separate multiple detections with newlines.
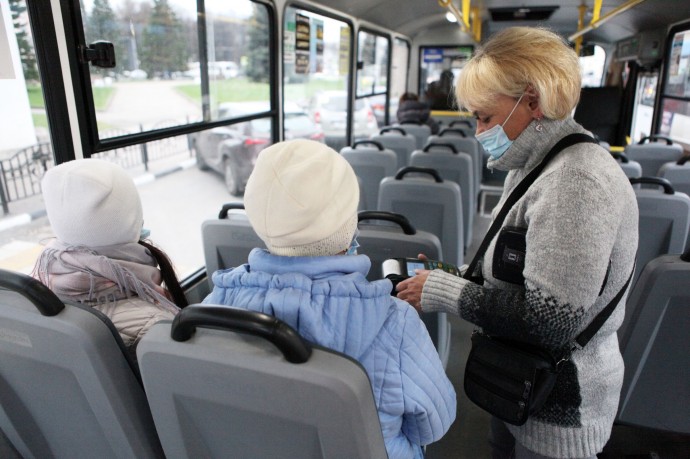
463, 133, 634, 426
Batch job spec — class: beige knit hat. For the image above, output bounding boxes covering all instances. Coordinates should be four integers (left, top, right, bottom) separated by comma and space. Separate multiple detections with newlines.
42, 159, 144, 247
244, 139, 359, 256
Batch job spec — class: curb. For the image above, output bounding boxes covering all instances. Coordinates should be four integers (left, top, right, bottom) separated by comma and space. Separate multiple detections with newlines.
0, 158, 196, 233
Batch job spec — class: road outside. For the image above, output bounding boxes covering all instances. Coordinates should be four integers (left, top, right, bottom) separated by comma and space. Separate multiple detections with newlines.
0, 79, 240, 278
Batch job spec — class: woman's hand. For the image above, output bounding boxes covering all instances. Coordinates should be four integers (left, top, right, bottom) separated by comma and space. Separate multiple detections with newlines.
396, 270, 431, 313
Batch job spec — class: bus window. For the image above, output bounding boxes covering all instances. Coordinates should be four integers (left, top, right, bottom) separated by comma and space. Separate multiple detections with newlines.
389, 37, 410, 124
418, 45, 472, 110
0, 0, 54, 274
81, 0, 271, 139
658, 25, 690, 146
284, 7, 352, 151
580, 44, 607, 87
355, 29, 388, 138
631, 72, 658, 142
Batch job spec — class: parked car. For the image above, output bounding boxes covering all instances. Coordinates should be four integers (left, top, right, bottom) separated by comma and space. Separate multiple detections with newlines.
189, 102, 324, 196
368, 94, 399, 127
307, 91, 378, 150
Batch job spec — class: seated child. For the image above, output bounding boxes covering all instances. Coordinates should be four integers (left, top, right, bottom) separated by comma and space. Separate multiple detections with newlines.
203, 139, 456, 459
32, 159, 186, 359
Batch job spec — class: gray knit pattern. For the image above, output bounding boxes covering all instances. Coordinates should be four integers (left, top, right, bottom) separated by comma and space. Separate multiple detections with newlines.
422, 117, 638, 458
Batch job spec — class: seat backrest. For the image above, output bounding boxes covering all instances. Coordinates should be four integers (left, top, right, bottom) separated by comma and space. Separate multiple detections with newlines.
371, 127, 417, 170
137, 305, 388, 459
611, 152, 642, 178
395, 123, 431, 150
616, 248, 690, 434
341, 140, 398, 211
410, 143, 474, 249
0, 269, 164, 459
631, 177, 690, 288
426, 128, 482, 197
378, 167, 464, 267
624, 135, 684, 177
658, 156, 690, 197
356, 211, 450, 369
201, 203, 266, 288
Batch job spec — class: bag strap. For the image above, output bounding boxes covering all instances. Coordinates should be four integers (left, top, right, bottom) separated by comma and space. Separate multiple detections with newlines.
573, 262, 635, 349
464, 133, 597, 283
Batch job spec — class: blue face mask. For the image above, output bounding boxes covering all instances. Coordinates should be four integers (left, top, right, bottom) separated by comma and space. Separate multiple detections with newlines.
476, 93, 525, 160
346, 230, 360, 256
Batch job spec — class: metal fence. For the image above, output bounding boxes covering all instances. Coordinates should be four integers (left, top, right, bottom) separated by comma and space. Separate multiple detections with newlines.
0, 133, 192, 215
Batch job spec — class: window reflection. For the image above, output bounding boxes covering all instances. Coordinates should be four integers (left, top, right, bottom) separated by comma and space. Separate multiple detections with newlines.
81, 0, 270, 138
283, 7, 352, 151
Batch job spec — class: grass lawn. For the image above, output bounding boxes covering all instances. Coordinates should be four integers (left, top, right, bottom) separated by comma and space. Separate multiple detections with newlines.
27, 85, 115, 111
175, 77, 346, 104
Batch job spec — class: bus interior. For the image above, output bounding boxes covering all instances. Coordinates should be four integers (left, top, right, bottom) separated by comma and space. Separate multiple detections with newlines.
1, 0, 689, 457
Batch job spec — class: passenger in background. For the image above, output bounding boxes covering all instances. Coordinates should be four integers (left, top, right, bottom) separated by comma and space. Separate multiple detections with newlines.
425, 69, 456, 111
397, 92, 440, 134
32, 159, 186, 360
397, 27, 638, 459
204, 139, 456, 459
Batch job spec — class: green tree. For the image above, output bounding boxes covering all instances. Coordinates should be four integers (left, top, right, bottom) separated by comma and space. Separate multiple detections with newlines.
9, 0, 39, 81
139, 0, 188, 78
244, 4, 269, 83
86, 0, 123, 74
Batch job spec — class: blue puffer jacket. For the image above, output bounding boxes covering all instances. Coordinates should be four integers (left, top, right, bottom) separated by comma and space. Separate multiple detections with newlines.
204, 248, 456, 459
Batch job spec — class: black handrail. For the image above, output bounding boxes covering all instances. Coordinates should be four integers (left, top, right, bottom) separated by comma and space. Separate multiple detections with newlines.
171, 305, 312, 364
638, 134, 673, 145
357, 210, 416, 235
449, 120, 473, 129
423, 142, 458, 154
611, 152, 629, 163
0, 268, 65, 316
219, 202, 245, 219
380, 127, 407, 136
629, 177, 675, 194
438, 128, 467, 137
352, 140, 384, 150
395, 166, 443, 183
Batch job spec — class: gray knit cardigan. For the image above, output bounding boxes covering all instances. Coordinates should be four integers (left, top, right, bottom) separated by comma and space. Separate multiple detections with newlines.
422, 116, 638, 458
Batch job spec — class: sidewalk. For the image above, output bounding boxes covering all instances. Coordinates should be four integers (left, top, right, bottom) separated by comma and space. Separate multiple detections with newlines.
0, 154, 198, 275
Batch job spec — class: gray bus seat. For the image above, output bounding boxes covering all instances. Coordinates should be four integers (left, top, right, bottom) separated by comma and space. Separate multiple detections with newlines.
611, 152, 642, 178
426, 128, 483, 196
624, 135, 684, 177
341, 140, 397, 210
410, 142, 474, 249
445, 119, 474, 137
201, 203, 266, 288
658, 156, 690, 197
616, 248, 690, 434
371, 126, 416, 170
378, 167, 464, 267
0, 269, 164, 459
137, 305, 388, 459
630, 177, 690, 288
395, 122, 431, 150
357, 211, 450, 369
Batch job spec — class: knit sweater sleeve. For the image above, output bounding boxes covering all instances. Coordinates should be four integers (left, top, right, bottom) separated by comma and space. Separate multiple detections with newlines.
423, 166, 621, 349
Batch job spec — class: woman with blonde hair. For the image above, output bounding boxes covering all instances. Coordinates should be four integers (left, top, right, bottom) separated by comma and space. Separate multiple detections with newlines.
397, 27, 638, 458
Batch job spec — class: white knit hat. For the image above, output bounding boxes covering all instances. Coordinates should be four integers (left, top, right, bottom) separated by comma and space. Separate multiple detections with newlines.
42, 159, 144, 247
244, 139, 359, 257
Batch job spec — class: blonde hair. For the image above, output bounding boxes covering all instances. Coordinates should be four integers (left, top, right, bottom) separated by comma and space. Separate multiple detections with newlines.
456, 27, 581, 119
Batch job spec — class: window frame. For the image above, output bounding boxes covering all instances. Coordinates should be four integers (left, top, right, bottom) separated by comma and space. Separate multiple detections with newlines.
57, 0, 279, 158
654, 18, 690, 137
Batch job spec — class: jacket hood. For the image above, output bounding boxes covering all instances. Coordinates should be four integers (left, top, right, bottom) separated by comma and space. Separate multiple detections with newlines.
207, 248, 398, 357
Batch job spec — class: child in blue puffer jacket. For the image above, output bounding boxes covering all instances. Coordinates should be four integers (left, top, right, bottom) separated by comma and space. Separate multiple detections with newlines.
203, 139, 456, 459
